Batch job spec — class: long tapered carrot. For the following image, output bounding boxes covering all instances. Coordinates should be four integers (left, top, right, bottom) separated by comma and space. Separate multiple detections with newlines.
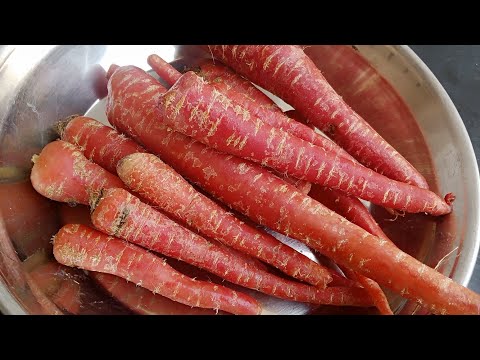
105, 65, 342, 287
92, 188, 372, 306
91, 272, 218, 315
276, 116, 391, 308
308, 185, 393, 315
56, 115, 146, 175
206, 45, 429, 189
149, 54, 353, 161
117, 153, 332, 287
149, 58, 390, 314
308, 185, 390, 241
30, 140, 124, 205
190, 58, 282, 111
156, 70, 452, 215
147, 56, 312, 194
105, 65, 480, 314
303, 45, 435, 188
55, 110, 327, 286
187, 60, 392, 308
53, 224, 261, 315
156, 151, 479, 314
190, 61, 392, 313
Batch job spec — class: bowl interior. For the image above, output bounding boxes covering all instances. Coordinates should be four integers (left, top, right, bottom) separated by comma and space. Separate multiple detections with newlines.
0, 45, 478, 315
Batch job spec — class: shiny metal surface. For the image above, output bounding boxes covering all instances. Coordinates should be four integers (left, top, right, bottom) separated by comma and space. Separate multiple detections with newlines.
0, 45, 478, 315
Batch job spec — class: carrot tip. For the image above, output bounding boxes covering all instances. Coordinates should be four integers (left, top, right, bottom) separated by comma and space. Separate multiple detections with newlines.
31, 154, 39, 164
106, 64, 120, 81
54, 114, 80, 138
444, 193, 456, 205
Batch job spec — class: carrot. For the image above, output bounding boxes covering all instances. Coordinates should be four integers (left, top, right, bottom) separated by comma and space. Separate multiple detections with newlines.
105, 65, 480, 314
206, 45, 429, 189
164, 152, 479, 314
106, 64, 121, 80
56, 115, 146, 175
147, 54, 181, 85
116, 153, 331, 287
30, 140, 124, 205
308, 186, 389, 241
92, 188, 372, 306
106, 65, 342, 287
147, 56, 312, 194
309, 186, 393, 315
53, 224, 261, 315
156, 70, 452, 215
149, 54, 353, 161
91, 272, 222, 315
192, 58, 281, 111
303, 45, 435, 188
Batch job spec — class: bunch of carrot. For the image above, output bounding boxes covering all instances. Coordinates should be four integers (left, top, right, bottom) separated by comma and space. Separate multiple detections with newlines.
28, 45, 480, 315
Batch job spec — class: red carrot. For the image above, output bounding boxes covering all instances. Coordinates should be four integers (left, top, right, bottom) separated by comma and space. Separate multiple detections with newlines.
116, 152, 331, 287
294, 107, 393, 313
30, 140, 124, 205
156, 71, 451, 215
56, 115, 145, 175
308, 186, 389, 241
147, 54, 181, 85
53, 224, 261, 315
92, 188, 372, 306
105, 65, 480, 314
149, 54, 353, 161
339, 266, 392, 315
308, 185, 393, 314
106, 65, 341, 287
91, 272, 218, 315
303, 45, 434, 189
148, 56, 313, 194
51, 105, 323, 285
156, 151, 478, 314
106, 64, 120, 80
206, 45, 429, 189
193, 58, 281, 111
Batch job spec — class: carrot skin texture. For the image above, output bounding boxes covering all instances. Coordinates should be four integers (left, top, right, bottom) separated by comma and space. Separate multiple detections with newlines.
106, 66, 478, 314
106, 66, 334, 287
308, 185, 393, 314
91, 188, 371, 306
177, 158, 479, 314
58, 116, 146, 175
207, 45, 429, 189
150, 55, 351, 161
91, 272, 217, 315
149, 56, 312, 194
157, 71, 451, 215
53, 224, 261, 315
308, 185, 389, 241
192, 59, 353, 160
117, 153, 331, 287
193, 59, 282, 111
30, 140, 125, 205
147, 54, 181, 85
340, 266, 392, 315
106, 64, 120, 80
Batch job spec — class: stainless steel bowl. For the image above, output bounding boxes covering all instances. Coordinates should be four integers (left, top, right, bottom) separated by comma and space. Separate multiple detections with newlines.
0, 45, 478, 315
